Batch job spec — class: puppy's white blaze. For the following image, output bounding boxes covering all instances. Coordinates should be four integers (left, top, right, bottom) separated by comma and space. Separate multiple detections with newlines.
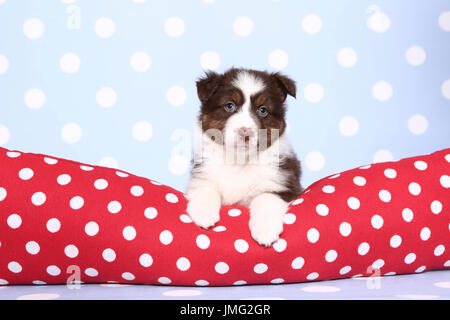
224, 71, 266, 148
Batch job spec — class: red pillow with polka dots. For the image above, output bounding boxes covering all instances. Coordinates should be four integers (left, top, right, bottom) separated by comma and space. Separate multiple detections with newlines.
0, 146, 449, 286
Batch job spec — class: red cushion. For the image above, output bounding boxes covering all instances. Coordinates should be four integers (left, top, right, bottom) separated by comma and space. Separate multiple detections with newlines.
0, 146, 449, 286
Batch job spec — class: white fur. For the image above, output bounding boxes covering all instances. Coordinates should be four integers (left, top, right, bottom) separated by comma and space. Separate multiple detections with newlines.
186, 70, 293, 246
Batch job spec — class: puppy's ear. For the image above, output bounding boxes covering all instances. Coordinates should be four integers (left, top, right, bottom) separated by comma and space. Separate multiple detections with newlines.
271, 72, 296, 102
196, 71, 223, 103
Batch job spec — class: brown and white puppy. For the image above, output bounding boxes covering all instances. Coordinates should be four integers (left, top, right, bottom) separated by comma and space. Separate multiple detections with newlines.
186, 68, 303, 246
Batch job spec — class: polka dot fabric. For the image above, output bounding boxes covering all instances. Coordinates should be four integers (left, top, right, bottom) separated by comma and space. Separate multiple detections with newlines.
0, 147, 449, 286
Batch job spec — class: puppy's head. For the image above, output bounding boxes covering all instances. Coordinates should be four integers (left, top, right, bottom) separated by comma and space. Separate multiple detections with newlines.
196, 68, 296, 152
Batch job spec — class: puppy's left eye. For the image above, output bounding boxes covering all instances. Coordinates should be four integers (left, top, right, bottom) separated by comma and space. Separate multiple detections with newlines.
224, 102, 236, 113
257, 106, 268, 117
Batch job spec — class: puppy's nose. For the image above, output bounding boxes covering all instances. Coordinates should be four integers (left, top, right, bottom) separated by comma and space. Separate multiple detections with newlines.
237, 127, 254, 137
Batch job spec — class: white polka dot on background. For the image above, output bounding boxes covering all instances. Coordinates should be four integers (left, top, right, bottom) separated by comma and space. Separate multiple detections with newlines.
372, 81, 393, 101
441, 79, 450, 99
367, 10, 390, 33
408, 114, 428, 135
339, 116, 359, 136
268, 49, 289, 70
200, 50, 220, 71
233, 16, 254, 37
166, 86, 187, 106
132, 121, 152, 142
405, 46, 426, 66
304, 151, 325, 171
302, 14, 322, 34
0, 124, 10, 145
61, 122, 82, 144
303, 83, 324, 103
438, 11, 450, 32
130, 51, 151, 72
164, 16, 185, 37
373, 149, 394, 163
94, 17, 116, 38
96, 87, 117, 108
60, 53, 81, 73
337, 47, 358, 68
23, 18, 45, 39
0, 54, 8, 74
98, 157, 119, 169
24, 88, 46, 109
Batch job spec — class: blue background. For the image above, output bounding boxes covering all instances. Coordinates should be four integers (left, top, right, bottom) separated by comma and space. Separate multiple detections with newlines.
0, 0, 449, 192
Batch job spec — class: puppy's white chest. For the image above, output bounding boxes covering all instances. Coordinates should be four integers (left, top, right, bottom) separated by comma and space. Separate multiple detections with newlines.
207, 162, 285, 206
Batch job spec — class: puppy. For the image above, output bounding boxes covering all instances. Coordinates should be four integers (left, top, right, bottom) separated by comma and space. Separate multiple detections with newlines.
186, 68, 303, 246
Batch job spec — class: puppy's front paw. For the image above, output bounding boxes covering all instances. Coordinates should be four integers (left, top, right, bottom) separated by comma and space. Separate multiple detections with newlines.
186, 187, 221, 229
249, 214, 283, 247
249, 193, 288, 247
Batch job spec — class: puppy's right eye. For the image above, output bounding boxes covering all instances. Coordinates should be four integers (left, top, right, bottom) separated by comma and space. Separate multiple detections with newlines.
224, 102, 236, 113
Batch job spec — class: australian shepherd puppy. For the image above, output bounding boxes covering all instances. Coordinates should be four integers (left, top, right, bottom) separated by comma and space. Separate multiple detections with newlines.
186, 68, 303, 247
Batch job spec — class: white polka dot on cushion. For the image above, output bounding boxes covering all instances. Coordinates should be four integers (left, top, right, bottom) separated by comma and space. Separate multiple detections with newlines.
43, 157, 58, 165
322, 185, 335, 193
144, 207, 158, 219
434, 245, 445, 256
284, 213, 296, 224
390, 235, 402, 248
339, 266, 352, 275
46, 218, 61, 233
291, 257, 305, 270
414, 160, 427, 171
159, 230, 173, 245
306, 272, 319, 280
158, 277, 172, 284
139, 253, 153, 267
215, 262, 229, 274
372, 259, 385, 269
102, 248, 116, 262
130, 185, 144, 197
315, 204, 329, 216
18, 168, 34, 180
378, 189, 391, 202
85, 221, 99, 236
408, 182, 421, 195
228, 208, 241, 217
404, 253, 416, 264
25, 241, 40, 255
46, 265, 61, 276
430, 200, 443, 214
176, 257, 191, 271
8, 261, 22, 273
57, 174, 71, 185
273, 238, 287, 253
64, 244, 79, 258
107, 201, 122, 214
325, 250, 338, 262
7, 213, 22, 229
179, 214, 192, 223
358, 242, 370, 255
196, 234, 210, 249
420, 227, 431, 241
339, 222, 352, 237
254, 263, 268, 274
307, 228, 320, 243
94, 178, 108, 190
402, 208, 414, 222
85, 268, 99, 277
347, 197, 360, 210
165, 193, 179, 203
31, 192, 46, 206
122, 226, 137, 241
371, 215, 384, 229
122, 272, 135, 281
384, 168, 397, 179
234, 239, 249, 253
353, 176, 366, 186
70, 196, 84, 210
440, 175, 450, 188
